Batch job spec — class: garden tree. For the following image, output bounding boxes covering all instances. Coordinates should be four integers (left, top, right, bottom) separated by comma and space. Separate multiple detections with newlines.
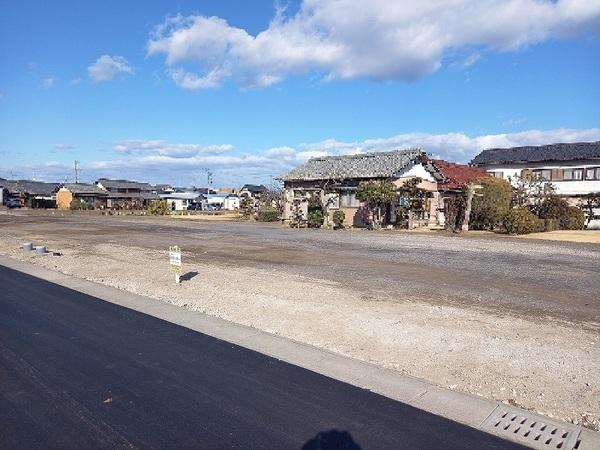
395, 177, 429, 229
444, 195, 466, 232
581, 193, 600, 227
461, 182, 484, 232
307, 195, 325, 228
469, 177, 512, 230
355, 180, 398, 230
70, 198, 93, 211
146, 199, 169, 215
333, 210, 346, 229
510, 174, 556, 215
239, 196, 255, 219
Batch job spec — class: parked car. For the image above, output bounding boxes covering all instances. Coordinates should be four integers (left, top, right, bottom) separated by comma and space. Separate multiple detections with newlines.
4, 198, 21, 208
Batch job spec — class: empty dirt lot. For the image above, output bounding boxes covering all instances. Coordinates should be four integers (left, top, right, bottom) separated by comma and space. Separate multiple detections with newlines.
1, 212, 599, 430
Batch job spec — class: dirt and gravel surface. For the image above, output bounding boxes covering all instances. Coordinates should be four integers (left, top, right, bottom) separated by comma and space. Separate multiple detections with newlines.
1, 212, 599, 430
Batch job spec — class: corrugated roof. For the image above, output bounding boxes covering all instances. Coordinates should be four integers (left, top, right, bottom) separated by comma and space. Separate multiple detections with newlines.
471, 141, 600, 165
281, 149, 424, 181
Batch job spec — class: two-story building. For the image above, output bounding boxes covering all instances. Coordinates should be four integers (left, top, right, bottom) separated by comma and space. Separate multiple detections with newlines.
471, 141, 600, 202
95, 178, 157, 209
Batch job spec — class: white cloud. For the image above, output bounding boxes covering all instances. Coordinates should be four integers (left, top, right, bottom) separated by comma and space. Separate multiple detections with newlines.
5, 128, 599, 185
41, 77, 55, 89
88, 55, 134, 82
69, 78, 81, 85
147, 0, 600, 90
112, 139, 234, 158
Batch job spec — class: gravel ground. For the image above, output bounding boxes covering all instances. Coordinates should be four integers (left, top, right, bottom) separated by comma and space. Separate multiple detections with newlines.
1, 213, 599, 430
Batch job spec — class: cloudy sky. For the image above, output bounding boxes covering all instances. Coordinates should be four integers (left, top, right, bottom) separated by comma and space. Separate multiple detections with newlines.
1, 0, 599, 186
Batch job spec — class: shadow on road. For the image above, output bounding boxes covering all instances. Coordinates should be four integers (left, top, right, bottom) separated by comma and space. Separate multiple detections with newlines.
302, 429, 362, 450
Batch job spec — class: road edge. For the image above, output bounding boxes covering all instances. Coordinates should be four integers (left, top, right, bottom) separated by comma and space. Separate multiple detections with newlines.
1, 254, 598, 449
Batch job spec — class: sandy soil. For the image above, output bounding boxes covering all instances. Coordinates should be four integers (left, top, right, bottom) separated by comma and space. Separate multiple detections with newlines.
1, 221, 599, 432
517, 230, 600, 244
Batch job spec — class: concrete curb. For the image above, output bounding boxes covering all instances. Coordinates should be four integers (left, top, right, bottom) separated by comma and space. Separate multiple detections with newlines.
1, 254, 598, 449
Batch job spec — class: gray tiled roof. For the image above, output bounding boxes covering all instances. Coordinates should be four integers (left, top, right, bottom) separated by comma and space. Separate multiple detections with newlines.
0, 179, 59, 195
471, 141, 600, 165
241, 184, 267, 192
96, 178, 153, 190
61, 183, 108, 195
280, 149, 424, 181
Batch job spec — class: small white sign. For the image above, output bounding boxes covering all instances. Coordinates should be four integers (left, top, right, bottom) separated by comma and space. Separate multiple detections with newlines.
169, 246, 182, 280
169, 249, 181, 267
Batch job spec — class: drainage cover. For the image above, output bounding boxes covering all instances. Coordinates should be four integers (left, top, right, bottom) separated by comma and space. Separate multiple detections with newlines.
481, 406, 581, 450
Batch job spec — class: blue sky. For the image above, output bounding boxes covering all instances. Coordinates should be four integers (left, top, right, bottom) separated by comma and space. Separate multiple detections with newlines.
1, 0, 599, 186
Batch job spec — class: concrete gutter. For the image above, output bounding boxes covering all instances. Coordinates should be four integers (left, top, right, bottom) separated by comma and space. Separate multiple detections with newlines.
1, 254, 598, 449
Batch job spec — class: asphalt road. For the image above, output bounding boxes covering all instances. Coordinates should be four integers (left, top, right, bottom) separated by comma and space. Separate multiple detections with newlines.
0, 265, 523, 449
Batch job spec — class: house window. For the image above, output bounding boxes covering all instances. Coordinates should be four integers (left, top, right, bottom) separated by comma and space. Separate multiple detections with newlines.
490, 171, 504, 178
533, 169, 552, 181
564, 168, 584, 181
340, 191, 360, 208
585, 168, 598, 180
597, 168, 600, 180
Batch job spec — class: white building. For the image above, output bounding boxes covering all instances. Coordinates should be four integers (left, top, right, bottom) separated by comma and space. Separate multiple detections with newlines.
203, 194, 240, 210
471, 141, 600, 227
159, 192, 201, 211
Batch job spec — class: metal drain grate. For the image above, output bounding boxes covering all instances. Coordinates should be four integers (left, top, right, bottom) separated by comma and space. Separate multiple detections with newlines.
481, 406, 581, 450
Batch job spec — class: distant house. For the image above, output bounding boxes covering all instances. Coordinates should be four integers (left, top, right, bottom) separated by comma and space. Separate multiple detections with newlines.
203, 193, 240, 211
280, 149, 444, 228
239, 184, 267, 199
0, 178, 59, 208
96, 178, 157, 209
154, 184, 175, 195
159, 192, 202, 211
471, 141, 600, 201
56, 183, 108, 209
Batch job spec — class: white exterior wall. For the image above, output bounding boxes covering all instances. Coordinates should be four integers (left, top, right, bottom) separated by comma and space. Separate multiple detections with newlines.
482, 161, 600, 197
398, 163, 436, 181
223, 196, 240, 210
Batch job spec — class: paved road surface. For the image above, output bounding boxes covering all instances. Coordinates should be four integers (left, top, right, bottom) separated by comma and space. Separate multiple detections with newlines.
0, 265, 522, 449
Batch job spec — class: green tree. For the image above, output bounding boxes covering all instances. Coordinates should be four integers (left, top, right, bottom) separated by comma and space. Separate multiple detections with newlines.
396, 177, 429, 228
333, 210, 346, 229
469, 177, 512, 230
355, 180, 397, 229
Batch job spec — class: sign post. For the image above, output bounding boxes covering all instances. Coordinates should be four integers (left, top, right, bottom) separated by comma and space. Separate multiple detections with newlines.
169, 246, 182, 284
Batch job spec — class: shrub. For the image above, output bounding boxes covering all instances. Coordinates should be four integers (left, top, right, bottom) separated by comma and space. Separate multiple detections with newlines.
257, 208, 279, 222
70, 198, 93, 210
502, 208, 538, 235
562, 207, 585, 230
541, 218, 558, 232
469, 177, 512, 230
333, 210, 346, 229
307, 209, 324, 228
147, 199, 169, 215
537, 197, 584, 230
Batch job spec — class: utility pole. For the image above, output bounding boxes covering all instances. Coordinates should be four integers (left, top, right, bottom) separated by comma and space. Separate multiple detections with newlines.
74, 160, 80, 183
